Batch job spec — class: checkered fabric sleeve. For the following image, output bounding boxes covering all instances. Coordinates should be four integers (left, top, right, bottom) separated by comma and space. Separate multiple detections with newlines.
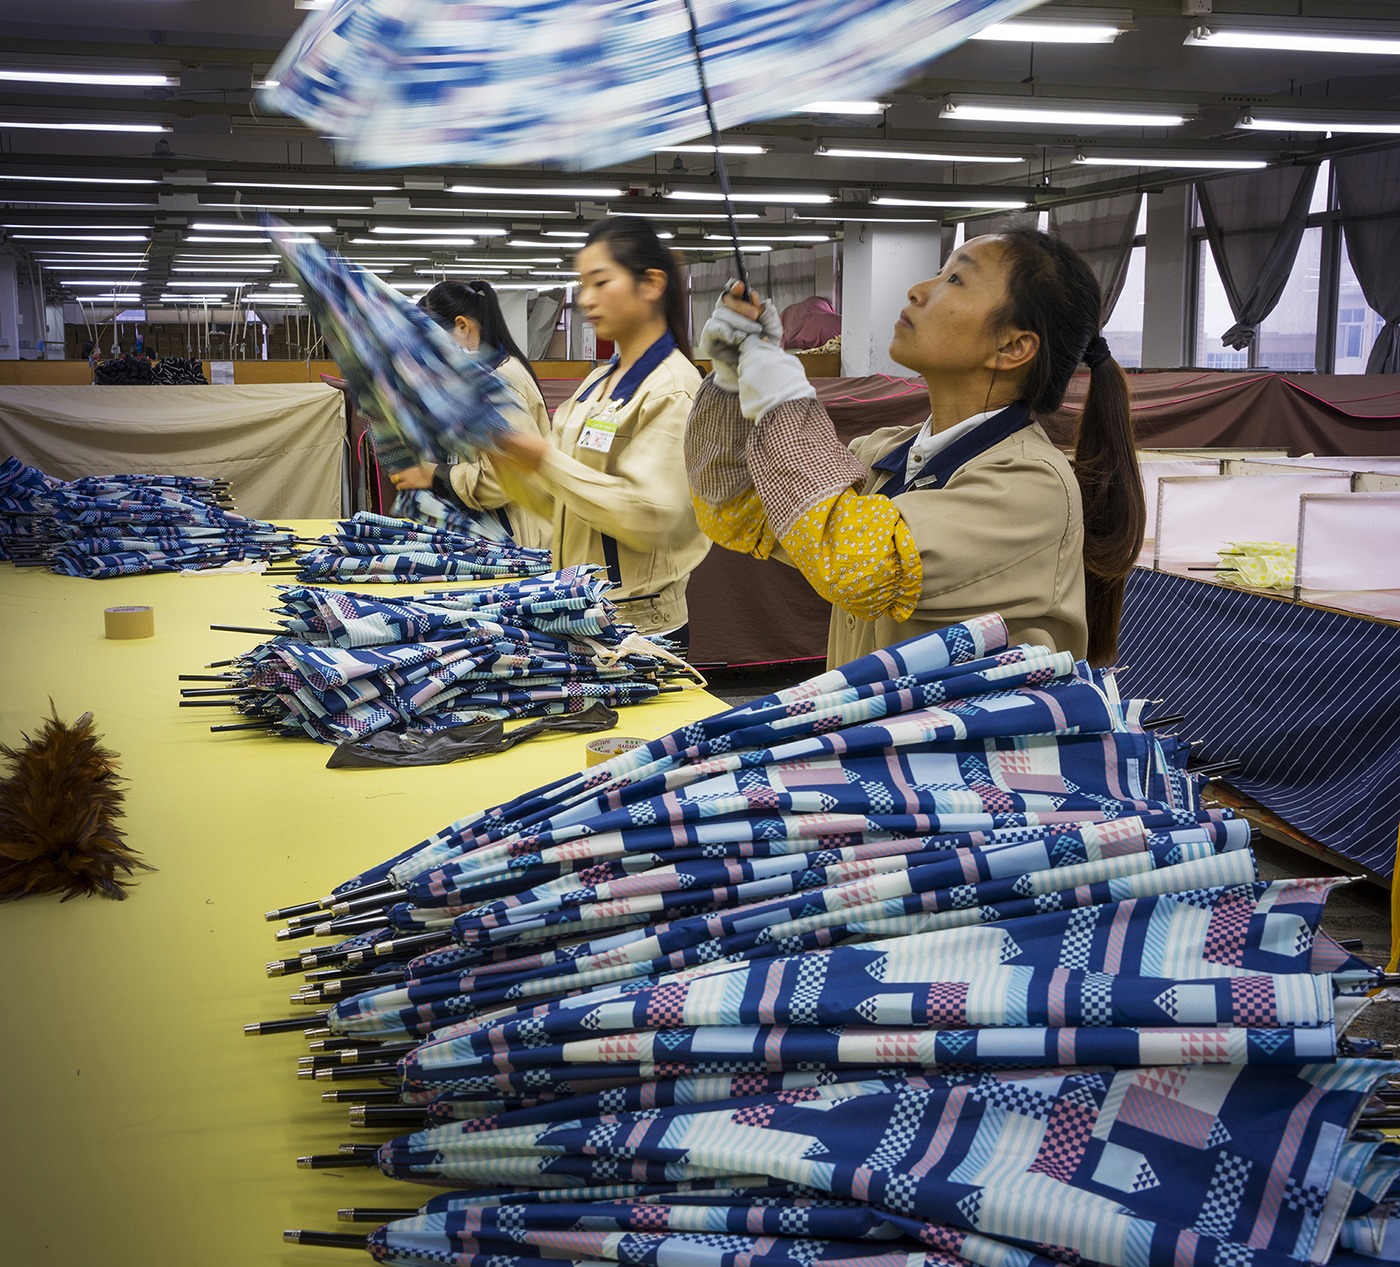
685, 376, 779, 559
746, 397, 921, 624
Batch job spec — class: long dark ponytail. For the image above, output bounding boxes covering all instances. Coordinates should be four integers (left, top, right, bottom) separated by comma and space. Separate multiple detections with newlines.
419, 278, 541, 389
987, 227, 1145, 665
584, 216, 692, 361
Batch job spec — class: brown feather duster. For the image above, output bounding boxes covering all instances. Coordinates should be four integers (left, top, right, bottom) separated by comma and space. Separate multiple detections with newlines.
0, 706, 153, 901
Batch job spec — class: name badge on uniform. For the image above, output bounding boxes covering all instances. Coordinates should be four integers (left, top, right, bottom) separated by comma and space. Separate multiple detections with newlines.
578, 414, 620, 453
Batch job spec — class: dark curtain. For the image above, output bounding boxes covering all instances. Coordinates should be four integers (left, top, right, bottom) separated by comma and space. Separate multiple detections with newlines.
1050, 191, 1143, 324
1197, 165, 1319, 350
1333, 148, 1400, 374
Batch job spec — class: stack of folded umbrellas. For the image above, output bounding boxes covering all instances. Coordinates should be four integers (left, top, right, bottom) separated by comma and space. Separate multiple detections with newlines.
188, 567, 690, 743
282, 512, 550, 583
250, 613, 1399, 1267
0, 456, 296, 577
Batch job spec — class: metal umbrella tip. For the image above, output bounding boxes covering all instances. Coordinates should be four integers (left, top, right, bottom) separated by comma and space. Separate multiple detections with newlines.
296, 1068, 316, 1080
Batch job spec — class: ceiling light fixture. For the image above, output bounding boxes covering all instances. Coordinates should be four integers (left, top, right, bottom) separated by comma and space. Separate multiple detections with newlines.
670, 243, 773, 253
871, 195, 1030, 209
348, 237, 478, 247
184, 235, 274, 244
0, 69, 178, 86
817, 145, 1020, 163
654, 144, 770, 154
1074, 152, 1270, 170
941, 95, 1189, 127
0, 120, 171, 133
799, 101, 888, 114
971, 8, 1132, 44
209, 180, 399, 192
1184, 16, 1400, 56
447, 183, 625, 198
194, 221, 333, 234
369, 225, 507, 236
0, 173, 157, 185
1237, 109, 1400, 135
11, 233, 150, 241
666, 189, 832, 204
701, 232, 832, 242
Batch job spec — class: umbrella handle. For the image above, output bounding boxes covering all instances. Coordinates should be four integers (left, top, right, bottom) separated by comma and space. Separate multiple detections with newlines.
680, 0, 749, 299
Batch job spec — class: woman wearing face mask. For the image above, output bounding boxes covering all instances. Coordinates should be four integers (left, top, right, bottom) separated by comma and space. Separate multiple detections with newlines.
389, 278, 553, 549
493, 216, 708, 650
686, 227, 1145, 668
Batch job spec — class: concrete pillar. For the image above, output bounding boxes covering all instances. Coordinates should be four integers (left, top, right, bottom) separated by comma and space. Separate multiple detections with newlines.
1141, 186, 1192, 369
839, 222, 943, 376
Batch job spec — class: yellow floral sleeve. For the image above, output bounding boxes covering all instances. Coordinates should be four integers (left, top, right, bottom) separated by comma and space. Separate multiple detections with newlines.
692, 488, 779, 559
778, 488, 922, 623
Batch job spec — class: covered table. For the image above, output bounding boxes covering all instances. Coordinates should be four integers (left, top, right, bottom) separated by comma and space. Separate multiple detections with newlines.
1118, 565, 1400, 878
0, 533, 722, 1267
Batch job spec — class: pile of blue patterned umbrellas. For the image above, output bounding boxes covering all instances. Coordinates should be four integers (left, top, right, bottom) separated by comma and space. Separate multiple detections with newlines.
268, 512, 551, 585
185, 567, 694, 744
248, 613, 1399, 1267
0, 455, 296, 577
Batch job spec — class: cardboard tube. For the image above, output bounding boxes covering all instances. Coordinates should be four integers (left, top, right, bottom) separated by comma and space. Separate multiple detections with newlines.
584, 736, 644, 767
104, 605, 155, 640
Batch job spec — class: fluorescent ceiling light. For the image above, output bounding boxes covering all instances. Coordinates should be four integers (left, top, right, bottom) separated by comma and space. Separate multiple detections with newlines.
0, 120, 170, 133
666, 189, 832, 204
10, 233, 149, 241
348, 237, 479, 247
440, 256, 560, 264
796, 213, 941, 224
61, 278, 151, 286
671, 243, 772, 253
421, 205, 576, 217
41, 263, 147, 270
268, 282, 301, 288
1, 199, 156, 208
175, 255, 281, 263
818, 146, 1018, 163
494, 282, 568, 290
195, 221, 332, 234
369, 225, 507, 236
506, 238, 579, 249
1074, 153, 1270, 171
414, 268, 512, 276
0, 173, 157, 185
209, 180, 399, 192
185, 235, 274, 244
160, 294, 227, 302
702, 233, 831, 242
343, 256, 429, 264
3, 222, 147, 230
166, 279, 253, 287
387, 282, 433, 291
202, 201, 372, 212
448, 183, 624, 197
1238, 110, 1400, 135
0, 69, 178, 86
540, 230, 590, 238
972, 8, 1131, 44
799, 101, 888, 114
872, 196, 1030, 209
942, 96, 1189, 127
654, 144, 770, 154
170, 266, 273, 273
615, 210, 762, 221
1185, 17, 1400, 56
80, 295, 142, 302
527, 270, 581, 277
245, 293, 306, 301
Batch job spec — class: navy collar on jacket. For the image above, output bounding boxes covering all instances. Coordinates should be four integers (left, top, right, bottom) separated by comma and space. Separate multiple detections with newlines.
869, 401, 1033, 499
579, 331, 678, 407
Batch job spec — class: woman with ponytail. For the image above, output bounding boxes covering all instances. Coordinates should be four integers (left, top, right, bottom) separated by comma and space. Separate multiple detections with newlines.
390, 278, 553, 549
493, 216, 708, 649
686, 227, 1144, 666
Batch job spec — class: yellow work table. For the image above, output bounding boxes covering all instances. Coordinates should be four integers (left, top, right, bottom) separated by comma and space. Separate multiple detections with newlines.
0, 541, 725, 1267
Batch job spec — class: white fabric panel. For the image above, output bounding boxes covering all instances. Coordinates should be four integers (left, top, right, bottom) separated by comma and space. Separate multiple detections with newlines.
0, 383, 345, 520
1153, 471, 1352, 565
1296, 493, 1400, 592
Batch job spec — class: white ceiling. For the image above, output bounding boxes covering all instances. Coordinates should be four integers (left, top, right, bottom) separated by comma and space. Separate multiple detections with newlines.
1, 0, 1397, 304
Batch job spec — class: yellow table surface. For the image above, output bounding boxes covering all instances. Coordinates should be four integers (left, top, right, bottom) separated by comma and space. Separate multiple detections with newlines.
0, 532, 726, 1266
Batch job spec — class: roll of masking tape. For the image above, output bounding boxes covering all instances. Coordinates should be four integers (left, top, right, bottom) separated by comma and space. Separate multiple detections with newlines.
104, 605, 155, 640
584, 736, 645, 767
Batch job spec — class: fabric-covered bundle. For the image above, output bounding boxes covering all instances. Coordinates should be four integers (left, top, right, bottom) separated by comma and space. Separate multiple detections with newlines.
0, 456, 294, 575
288, 512, 550, 583
200, 571, 692, 744
258, 613, 1397, 1267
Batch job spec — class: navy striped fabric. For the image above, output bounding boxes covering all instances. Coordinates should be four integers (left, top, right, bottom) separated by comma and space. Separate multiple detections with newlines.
1118, 567, 1400, 876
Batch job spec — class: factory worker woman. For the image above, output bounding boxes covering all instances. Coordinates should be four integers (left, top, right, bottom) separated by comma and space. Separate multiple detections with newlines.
389, 279, 553, 550
686, 227, 1145, 667
492, 216, 709, 650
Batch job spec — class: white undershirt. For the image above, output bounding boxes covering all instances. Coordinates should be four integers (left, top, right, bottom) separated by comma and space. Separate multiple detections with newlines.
904, 408, 1005, 485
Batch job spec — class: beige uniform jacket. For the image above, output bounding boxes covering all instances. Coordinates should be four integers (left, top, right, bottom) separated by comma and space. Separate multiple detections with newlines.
497, 347, 709, 635
825, 419, 1088, 669
445, 355, 553, 551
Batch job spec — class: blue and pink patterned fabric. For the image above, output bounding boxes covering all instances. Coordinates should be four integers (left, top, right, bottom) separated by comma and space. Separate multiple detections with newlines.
260, 614, 1396, 1267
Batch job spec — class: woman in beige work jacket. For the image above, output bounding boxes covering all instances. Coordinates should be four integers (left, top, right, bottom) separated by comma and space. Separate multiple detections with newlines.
493, 216, 709, 651
390, 279, 553, 551
686, 227, 1145, 668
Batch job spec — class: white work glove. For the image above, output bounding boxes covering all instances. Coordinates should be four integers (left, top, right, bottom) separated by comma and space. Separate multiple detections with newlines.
696, 291, 763, 393
737, 305, 815, 421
